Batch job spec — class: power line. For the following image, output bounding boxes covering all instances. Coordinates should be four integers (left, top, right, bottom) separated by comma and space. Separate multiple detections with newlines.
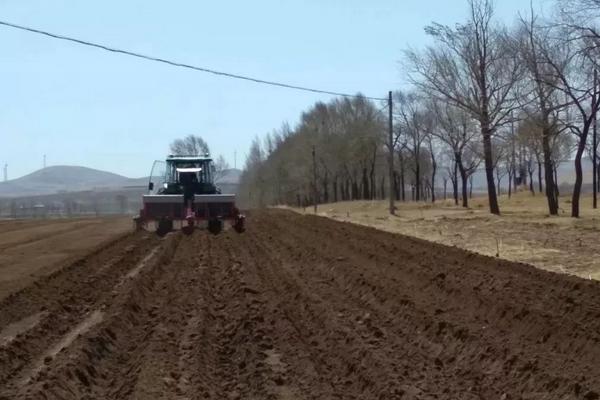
0, 20, 386, 101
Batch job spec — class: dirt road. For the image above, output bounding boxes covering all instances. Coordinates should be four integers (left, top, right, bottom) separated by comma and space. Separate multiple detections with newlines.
1, 210, 599, 399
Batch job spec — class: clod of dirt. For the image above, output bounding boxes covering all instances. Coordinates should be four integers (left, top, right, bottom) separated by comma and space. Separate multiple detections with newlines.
584, 390, 600, 400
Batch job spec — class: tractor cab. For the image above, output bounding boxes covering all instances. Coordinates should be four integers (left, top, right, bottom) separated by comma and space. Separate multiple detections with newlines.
155, 155, 220, 196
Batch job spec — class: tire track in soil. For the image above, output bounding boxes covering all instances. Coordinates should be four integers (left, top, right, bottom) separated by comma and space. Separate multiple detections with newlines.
0, 230, 147, 327
243, 224, 409, 398
254, 214, 511, 397
0, 218, 100, 238
2, 209, 600, 399
0, 231, 167, 395
234, 232, 330, 399
250, 210, 600, 398
0, 232, 181, 399
251, 213, 471, 397
0, 221, 100, 252
1, 229, 293, 400
208, 230, 289, 400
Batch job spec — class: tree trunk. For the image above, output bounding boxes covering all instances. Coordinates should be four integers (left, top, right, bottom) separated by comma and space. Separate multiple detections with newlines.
362, 167, 369, 200
333, 176, 338, 203
400, 169, 406, 202
572, 131, 589, 217
508, 171, 513, 199
594, 117, 598, 208
455, 153, 468, 208
414, 158, 421, 202
443, 178, 448, 200
542, 127, 558, 215
554, 166, 560, 198
397, 152, 405, 201
496, 173, 502, 196
453, 161, 459, 206
394, 173, 400, 200
469, 175, 474, 199
537, 160, 543, 193
370, 145, 377, 201
352, 176, 359, 200
528, 166, 535, 195
597, 163, 600, 194
597, 162, 600, 198
431, 161, 437, 203
481, 115, 500, 214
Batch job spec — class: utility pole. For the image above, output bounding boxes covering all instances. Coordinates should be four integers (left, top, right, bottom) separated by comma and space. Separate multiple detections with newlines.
312, 145, 317, 214
388, 90, 395, 215
43, 154, 46, 169
510, 112, 516, 195
3, 164, 7, 182
594, 69, 598, 209
234, 150, 237, 169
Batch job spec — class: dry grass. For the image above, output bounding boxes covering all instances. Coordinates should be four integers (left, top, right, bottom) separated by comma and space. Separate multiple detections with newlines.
285, 191, 600, 280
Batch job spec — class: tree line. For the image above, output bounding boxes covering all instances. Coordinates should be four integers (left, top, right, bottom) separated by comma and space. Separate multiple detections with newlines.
239, 0, 600, 217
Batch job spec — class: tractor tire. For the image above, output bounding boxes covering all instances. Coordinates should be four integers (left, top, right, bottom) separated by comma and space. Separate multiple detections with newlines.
233, 215, 245, 233
156, 218, 173, 236
208, 219, 223, 235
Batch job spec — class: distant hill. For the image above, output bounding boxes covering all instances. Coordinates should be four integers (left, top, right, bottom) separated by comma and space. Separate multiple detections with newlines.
0, 165, 242, 198
0, 166, 147, 198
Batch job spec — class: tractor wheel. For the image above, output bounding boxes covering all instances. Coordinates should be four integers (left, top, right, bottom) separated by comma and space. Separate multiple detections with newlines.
233, 215, 245, 233
156, 218, 173, 236
208, 219, 223, 235
133, 215, 144, 232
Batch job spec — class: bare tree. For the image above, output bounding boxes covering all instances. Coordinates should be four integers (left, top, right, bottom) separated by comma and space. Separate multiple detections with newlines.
503, 125, 518, 198
553, 0, 600, 216
558, 0, 600, 41
431, 101, 480, 207
404, 0, 523, 214
238, 137, 265, 208
491, 137, 508, 195
395, 91, 430, 201
517, 10, 568, 214
425, 133, 440, 203
396, 144, 410, 202
446, 159, 459, 205
238, 96, 386, 208
213, 155, 231, 183
538, 33, 600, 215
170, 135, 210, 156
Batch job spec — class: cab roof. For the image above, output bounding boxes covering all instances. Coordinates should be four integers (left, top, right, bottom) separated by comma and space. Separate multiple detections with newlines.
166, 155, 213, 162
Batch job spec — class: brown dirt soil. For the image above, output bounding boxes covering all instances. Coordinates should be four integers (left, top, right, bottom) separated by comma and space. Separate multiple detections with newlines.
1, 209, 600, 399
291, 193, 600, 280
0, 217, 133, 301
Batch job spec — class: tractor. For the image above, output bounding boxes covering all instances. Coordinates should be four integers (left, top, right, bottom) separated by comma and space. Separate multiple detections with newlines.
135, 155, 244, 235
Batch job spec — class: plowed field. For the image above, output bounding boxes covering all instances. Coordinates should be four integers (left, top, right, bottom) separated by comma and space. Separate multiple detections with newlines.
1, 210, 599, 399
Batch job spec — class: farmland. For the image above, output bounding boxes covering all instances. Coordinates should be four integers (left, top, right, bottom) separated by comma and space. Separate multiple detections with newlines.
0, 218, 132, 301
294, 193, 600, 280
1, 210, 599, 399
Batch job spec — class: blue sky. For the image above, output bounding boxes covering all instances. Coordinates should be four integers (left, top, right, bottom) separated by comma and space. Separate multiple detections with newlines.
1, 0, 546, 179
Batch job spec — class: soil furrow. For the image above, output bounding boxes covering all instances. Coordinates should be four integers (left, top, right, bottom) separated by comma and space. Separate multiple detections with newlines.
1, 210, 600, 399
